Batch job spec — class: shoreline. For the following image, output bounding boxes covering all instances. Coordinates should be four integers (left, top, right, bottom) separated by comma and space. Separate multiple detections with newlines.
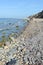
0, 18, 43, 65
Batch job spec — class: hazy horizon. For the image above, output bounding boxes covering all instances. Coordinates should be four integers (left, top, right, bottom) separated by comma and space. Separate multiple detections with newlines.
0, 0, 43, 18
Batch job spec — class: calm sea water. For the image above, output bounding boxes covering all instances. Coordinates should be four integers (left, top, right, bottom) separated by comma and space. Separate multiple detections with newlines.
0, 18, 27, 41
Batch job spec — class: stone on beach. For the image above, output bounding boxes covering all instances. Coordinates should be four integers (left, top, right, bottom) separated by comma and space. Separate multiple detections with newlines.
0, 17, 43, 65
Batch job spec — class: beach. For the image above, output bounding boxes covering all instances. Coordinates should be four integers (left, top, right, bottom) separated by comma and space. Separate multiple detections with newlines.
0, 17, 43, 65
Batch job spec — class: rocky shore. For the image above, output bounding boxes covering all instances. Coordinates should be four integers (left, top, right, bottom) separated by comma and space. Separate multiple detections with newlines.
0, 10, 43, 65
0, 17, 43, 65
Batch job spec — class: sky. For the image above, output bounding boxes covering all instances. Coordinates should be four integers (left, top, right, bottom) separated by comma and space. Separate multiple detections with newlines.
0, 0, 43, 18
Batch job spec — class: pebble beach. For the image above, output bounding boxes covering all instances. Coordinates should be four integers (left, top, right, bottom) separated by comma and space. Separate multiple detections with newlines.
0, 17, 43, 65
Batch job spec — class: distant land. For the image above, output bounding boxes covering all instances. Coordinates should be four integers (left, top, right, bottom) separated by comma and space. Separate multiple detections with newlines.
28, 10, 43, 18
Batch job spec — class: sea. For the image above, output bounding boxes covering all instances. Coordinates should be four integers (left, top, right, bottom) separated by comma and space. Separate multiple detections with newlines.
0, 18, 27, 41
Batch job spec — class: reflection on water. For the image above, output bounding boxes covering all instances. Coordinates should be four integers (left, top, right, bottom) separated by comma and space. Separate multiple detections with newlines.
0, 18, 27, 41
